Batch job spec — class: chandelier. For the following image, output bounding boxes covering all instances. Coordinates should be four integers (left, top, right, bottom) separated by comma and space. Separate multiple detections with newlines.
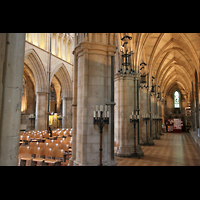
118, 34, 134, 75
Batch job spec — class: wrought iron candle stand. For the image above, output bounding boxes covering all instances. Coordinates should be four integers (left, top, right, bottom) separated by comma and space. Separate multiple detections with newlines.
130, 113, 140, 159
158, 117, 164, 135
142, 113, 151, 146
29, 114, 35, 130
152, 115, 160, 140
93, 105, 109, 166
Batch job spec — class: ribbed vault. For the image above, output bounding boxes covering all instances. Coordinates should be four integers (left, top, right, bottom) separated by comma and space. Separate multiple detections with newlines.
117, 33, 200, 103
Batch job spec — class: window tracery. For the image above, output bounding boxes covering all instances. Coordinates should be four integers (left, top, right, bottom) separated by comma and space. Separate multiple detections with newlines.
174, 90, 180, 108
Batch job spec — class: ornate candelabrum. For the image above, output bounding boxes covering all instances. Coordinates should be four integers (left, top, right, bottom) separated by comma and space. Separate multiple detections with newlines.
29, 114, 35, 130
152, 115, 160, 140
130, 112, 140, 159
158, 117, 164, 135
93, 105, 109, 166
142, 113, 151, 146
118, 34, 134, 76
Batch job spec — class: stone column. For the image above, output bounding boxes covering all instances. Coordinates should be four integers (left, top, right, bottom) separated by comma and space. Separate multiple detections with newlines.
62, 97, 72, 128
139, 88, 147, 144
69, 51, 78, 166
60, 33, 64, 59
55, 33, 59, 57
0, 33, 26, 166
72, 33, 117, 166
115, 73, 144, 157
139, 87, 154, 145
115, 75, 134, 156
151, 94, 156, 138
35, 92, 47, 131
157, 100, 162, 135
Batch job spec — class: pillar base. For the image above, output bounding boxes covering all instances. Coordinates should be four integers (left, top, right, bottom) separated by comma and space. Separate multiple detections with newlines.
140, 137, 154, 146
153, 134, 160, 140
116, 145, 144, 157
158, 129, 165, 136
73, 159, 117, 166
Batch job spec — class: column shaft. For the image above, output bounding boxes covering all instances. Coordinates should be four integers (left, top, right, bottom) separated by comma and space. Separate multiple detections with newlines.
35, 92, 47, 131
0, 33, 26, 166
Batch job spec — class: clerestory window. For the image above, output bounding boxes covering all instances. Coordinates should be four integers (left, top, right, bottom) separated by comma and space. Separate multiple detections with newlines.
174, 90, 181, 108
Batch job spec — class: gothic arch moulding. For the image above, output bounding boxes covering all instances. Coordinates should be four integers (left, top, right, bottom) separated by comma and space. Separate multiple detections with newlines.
50, 63, 72, 98
24, 48, 47, 93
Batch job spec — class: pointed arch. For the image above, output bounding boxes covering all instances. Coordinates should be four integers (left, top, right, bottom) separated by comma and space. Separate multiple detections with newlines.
24, 48, 47, 92
174, 90, 181, 108
51, 63, 72, 98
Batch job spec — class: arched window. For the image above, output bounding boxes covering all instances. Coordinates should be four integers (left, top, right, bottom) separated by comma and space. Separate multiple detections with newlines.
21, 76, 27, 113
174, 90, 181, 108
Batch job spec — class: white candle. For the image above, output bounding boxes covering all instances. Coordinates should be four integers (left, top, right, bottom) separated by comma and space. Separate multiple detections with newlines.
100, 105, 103, 112
130, 115, 132, 120
94, 111, 96, 118
98, 111, 100, 118
105, 111, 107, 118
105, 105, 107, 111
132, 111, 134, 115
107, 111, 109, 118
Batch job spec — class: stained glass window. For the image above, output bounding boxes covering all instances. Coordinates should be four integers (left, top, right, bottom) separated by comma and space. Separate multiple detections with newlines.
174, 90, 180, 108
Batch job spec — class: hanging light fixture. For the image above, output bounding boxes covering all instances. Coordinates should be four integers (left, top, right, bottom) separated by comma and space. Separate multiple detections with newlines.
139, 61, 148, 89
118, 33, 134, 76
156, 86, 161, 101
156, 92, 161, 101
151, 76, 156, 96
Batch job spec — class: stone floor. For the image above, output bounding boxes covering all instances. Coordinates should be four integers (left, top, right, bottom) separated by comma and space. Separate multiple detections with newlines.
114, 132, 200, 166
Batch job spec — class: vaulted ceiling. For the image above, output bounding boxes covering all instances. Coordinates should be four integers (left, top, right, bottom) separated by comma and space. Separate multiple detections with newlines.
117, 33, 200, 102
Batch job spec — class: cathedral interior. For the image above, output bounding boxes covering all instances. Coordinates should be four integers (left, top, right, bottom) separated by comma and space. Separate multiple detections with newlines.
1, 33, 200, 166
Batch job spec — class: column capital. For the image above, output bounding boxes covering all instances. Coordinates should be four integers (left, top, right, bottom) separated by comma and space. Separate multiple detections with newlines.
36, 92, 48, 95
133, 72, 141, 79
105, 101, 116, 106
62, 97, 73, 100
